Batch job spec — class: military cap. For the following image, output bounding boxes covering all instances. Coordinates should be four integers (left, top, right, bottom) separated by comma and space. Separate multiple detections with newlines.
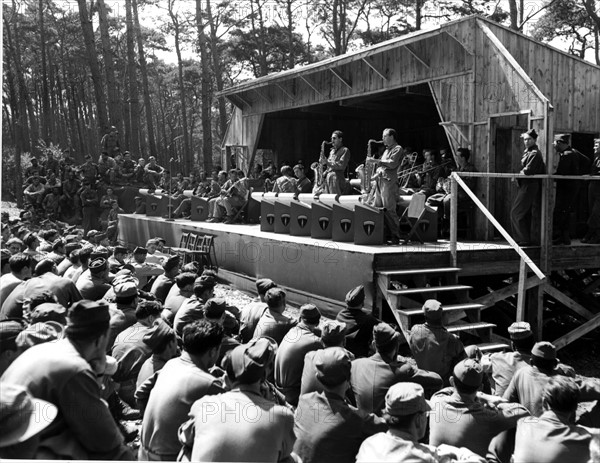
521, 129, 538, 139
423, 299, 443, 321
204, 298, 227, 319
30, 302, 67, 325
508, 321, 532, 340
554, 133, 570, 144
15, 322, 63, 350
229, 337, 277, 383
66, 300, 110, 336
320, 320, 347, 345
256, 278, 276, 295
373, 322, 401, 349
453, 358, 484, 387
143, 319, 175, 351
384, 382, 431, 417
315, 347, 352, 387
112, 274, 139, 298
133, 246, 148, 255
114, 245, 128, 255
89, 257, 107, 273
163, 255, 180, 272
300, 303, 321, 324
531, 341, 557, 360
345, 285, 365, 308
0, 384, 57, 447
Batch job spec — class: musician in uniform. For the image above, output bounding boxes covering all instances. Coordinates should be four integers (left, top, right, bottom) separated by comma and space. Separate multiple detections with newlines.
272, 165, 297, 193
294, 164, 312, 194
367, 128, 404, 244
215, 169, 248, 224
322, 130, 350, 195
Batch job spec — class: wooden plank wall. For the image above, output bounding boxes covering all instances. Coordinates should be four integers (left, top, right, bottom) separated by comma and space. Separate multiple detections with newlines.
237, 33, 473, 116
486, 22, 600, 134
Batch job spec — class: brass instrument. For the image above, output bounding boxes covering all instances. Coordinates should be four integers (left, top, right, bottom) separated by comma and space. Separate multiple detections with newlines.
399, 158, 453, 188
311, 140, 331, 191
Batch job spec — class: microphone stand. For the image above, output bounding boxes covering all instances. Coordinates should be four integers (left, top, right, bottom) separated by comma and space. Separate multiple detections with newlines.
166, 157, 174, 221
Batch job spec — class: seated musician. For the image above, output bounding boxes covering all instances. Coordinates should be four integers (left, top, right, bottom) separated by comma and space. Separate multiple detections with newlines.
207, 169, 246, 224
294, 164, 312, 194
397, 147, 421, 191
173, 171, 211, 219
426, 147, 476, 235
323, 131, 351, 195
415, 149, 442, 198
193, 170, 226, 220
216, 169, 248, 224
272, 165, 297, 193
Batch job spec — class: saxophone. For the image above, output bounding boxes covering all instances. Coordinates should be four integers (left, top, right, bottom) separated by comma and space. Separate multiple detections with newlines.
311, 140, 330, 191
360, 139, 383, 193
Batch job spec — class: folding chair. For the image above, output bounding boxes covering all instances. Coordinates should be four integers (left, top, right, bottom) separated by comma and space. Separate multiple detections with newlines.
170, 232, 190, 259
399, 193, 437, 244
184, 234, 218, 270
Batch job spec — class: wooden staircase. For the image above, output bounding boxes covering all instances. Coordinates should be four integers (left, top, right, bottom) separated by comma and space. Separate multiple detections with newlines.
377, 267, 509, 353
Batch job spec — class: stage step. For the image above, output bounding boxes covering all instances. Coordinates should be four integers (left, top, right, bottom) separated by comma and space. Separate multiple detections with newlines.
447, 321, 496, 336
476, 342, 511, 353
387, 285, 473, 297
378, 267, 461, 277
398, 302, 484, 317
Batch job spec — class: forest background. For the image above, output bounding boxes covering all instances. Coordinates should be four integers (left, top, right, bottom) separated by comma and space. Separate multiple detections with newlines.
2, 0, 600, 203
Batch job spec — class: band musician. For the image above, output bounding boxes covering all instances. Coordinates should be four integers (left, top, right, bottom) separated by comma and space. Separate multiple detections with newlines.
320, 130, 350, 195
366, 128, 404, 244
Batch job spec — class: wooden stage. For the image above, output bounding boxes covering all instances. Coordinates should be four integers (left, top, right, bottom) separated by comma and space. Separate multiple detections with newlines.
119, 214, 600, 315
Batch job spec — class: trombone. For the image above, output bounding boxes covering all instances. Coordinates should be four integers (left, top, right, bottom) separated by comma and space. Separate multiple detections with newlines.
398, 158, 453, 188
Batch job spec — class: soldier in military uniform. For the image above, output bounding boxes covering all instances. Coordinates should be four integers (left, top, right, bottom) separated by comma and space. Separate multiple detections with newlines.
510, 128, 546, 246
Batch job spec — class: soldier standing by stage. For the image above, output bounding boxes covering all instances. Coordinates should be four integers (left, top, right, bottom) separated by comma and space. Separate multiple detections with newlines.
322, 130, 350, 195
584, 138, 600, 244
511, 128, 546, 246
367, 128, 404, 244
552, 134, 584, 245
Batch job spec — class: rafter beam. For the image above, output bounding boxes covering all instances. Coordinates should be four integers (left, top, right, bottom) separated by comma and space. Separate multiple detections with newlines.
330, 68, 352, 90
404, 45, 430, 69
276, 83, 295, 101
237, 94, 251, 107
253, 89, 271, 104
361, 58, 387, 81
299, 76, 324, 97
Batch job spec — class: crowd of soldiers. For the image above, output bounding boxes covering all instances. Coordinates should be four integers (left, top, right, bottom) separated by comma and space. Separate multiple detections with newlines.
1, 228, 600, 462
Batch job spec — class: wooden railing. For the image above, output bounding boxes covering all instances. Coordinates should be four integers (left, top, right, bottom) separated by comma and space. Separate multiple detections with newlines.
449, 172, 546, 321
449, 171, 600, 347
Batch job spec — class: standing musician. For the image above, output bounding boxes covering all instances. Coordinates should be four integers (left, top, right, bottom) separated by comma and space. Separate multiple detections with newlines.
321, 130, 350, 195
366, 128, 404, 245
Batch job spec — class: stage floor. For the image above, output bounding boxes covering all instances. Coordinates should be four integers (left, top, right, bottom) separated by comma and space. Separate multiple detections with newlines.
119, 214, 600, 313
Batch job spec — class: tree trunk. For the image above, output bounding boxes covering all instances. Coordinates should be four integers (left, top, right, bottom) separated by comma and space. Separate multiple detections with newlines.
168, 0, 191, 173
132, 0, 156, 158
125, 0, 141, 156
76, 0, 109, 140
39, 0, 51, 143
286, 0, 295, 68
4, 9, 34, 155
196, 0, 214, 175
97, 0, 124, 138
206, 0, 228, 139
508, 0, 519, 30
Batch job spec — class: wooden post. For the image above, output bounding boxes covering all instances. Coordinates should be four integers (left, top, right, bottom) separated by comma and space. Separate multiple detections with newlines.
450, 176, 458, 267
516, 257, 527, 321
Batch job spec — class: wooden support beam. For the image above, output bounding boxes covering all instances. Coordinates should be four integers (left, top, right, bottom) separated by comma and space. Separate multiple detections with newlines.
583, 275, 600, 294
299, 76, 324, 97
472, 276, 541, 309
516, 258, 527, 321
235, 94, 251, 108
361, 58, 387, 80
253, 89, 271, 104
543, 284, 596, 320
275, 83, 295, 101
404, 45, 430, 69
329, 68, 352, 90
553, 313, 600, 350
